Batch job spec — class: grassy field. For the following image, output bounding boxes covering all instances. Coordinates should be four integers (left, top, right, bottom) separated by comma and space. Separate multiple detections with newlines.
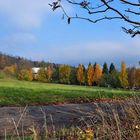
0, 79, 139, 106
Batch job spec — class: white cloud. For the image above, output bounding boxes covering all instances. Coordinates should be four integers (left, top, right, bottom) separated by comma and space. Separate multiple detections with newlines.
0, 0, 51, 28
0, 33, 36, 47
0, 32, 37, 58
0, 0, 139, 67
0, 0, 75, 29
40, 39, 140, 66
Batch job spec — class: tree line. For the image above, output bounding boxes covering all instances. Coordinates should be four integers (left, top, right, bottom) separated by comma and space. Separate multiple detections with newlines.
1, 53, 140, 89
0, 52, 58, 70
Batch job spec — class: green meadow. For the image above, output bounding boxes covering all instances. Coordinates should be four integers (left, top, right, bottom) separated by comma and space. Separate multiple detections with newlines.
0, 79, 139, 106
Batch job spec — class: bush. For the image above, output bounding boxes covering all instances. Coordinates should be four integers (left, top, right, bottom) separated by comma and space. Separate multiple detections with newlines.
0, 70, 5, 79
99, 72, 121, 88
3, 64, 17, 78
59, 65, 71, 84
18, 69, 33, 81
36, 68, 47, 82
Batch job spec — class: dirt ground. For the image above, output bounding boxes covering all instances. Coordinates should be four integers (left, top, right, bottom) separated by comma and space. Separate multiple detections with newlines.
0, 100, 130, 138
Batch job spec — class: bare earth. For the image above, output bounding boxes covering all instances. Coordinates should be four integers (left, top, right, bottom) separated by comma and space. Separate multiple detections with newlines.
0, 101, 129, 138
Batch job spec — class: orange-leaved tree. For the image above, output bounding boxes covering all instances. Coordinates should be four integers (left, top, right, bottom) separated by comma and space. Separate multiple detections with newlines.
4, 64, 17, 77
59, 64, 71, 84
94, 64, 102, 85
36, 67, 47, 82
87, 63, 94, 86
18, 68, 33, 81
47, 65, 53, 82
135, 68, 140, 88
119, 61, 128, 88
128, 67, 136, 88
76, 64, 85, 85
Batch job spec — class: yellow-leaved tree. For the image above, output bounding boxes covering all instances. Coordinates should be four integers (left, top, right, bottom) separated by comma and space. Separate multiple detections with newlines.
36, 67, 47, 82
94, 64, 102, 85
87, 63, 94, 86
47, 65, 53, 82
59, 64, 71, 84
76, 64, 85, 85
135, 68, 140, 88
18, 68, 33, 81
119, 61, 128, 88
4, 64, 17, 77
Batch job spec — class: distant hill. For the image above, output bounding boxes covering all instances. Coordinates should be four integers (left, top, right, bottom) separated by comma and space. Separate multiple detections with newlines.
0, 52, 59, 69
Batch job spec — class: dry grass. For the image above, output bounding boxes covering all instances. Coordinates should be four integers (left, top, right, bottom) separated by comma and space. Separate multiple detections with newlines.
2, 96, 140, 140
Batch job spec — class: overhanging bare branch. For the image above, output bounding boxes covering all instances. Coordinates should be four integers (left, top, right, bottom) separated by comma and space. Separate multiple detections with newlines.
120, 0, 140, 6
49, 0, 140, 37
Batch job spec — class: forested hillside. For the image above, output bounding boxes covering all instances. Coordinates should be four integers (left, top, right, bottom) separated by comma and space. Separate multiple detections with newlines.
0, 52, 140, 89
0, 52, 59, 69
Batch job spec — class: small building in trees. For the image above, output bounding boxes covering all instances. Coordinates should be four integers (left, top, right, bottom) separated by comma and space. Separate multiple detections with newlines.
32, 67, 48, 80
32, 67, 40, 79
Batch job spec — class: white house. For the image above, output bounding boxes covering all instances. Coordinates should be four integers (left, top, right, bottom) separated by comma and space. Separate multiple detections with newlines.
32, 67, 40, 74
32, 67, 47, 79
32, 67, 40, 79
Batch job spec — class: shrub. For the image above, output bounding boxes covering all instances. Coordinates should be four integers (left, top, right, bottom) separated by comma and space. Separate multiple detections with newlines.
36, 67, 47, 82
59, 65, 71, 84
3, 64, 17, 78
18, 69, 33, 81
0, 70, 5, 79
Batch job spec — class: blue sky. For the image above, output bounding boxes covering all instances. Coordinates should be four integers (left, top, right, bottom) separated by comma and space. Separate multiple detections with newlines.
0, 0, 140, 67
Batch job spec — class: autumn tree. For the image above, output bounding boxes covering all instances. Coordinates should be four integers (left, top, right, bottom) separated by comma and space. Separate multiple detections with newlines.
36, 67, 47, 82
28, 69, 33, 81
0, 70, 5, 79
119, 61, 128, 88
76, 64, 85, 85
0, 54, 6, 69
59, 64, 71, 84
94, 64, 102, 85
47, 65, 53, 82
18, 68, 33, 81
52, 67, 59, 83
135, 68, 140, 88
50, 0, 140, 37
16, 57, 33, 72
128, 67, 136, 88
87, 63, 94, 86
4, 64, 17, 77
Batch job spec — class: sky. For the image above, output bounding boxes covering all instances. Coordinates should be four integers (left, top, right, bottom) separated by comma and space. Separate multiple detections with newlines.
0, 0, 140, 68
